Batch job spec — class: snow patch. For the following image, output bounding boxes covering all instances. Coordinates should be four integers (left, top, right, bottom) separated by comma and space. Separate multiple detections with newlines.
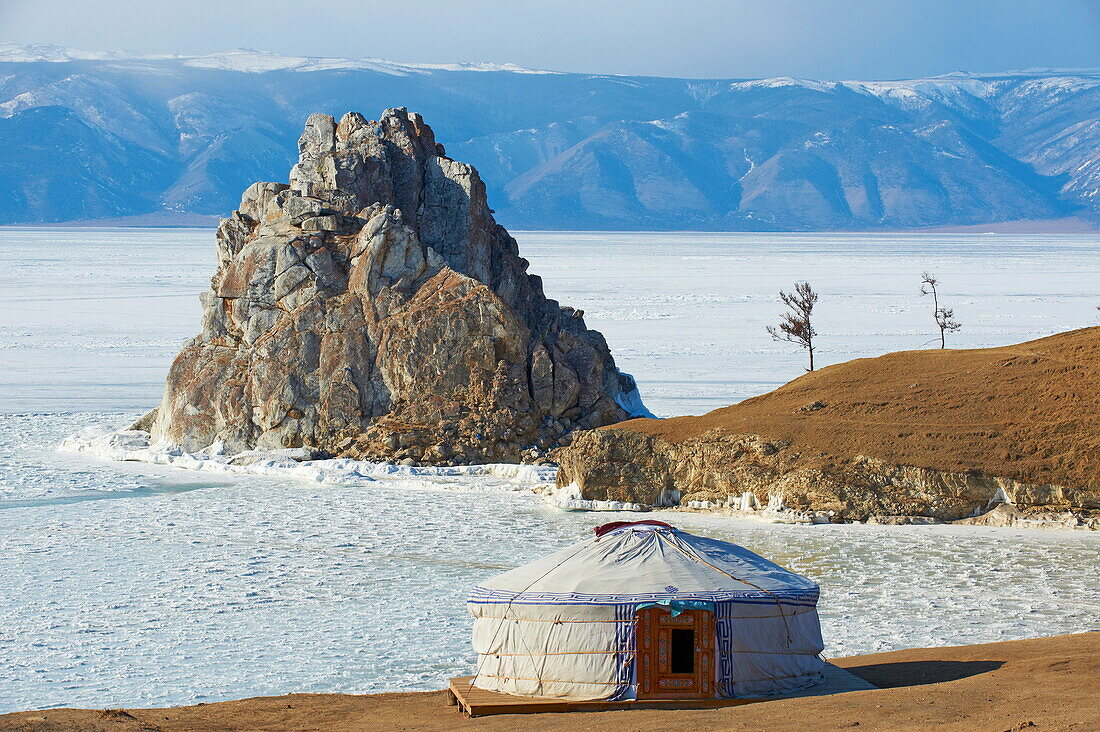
616, 371, 656, 419
730, 77, 838, 93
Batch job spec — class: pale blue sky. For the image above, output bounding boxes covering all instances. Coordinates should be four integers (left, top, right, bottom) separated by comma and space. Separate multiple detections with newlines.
1, 0, 1097, 79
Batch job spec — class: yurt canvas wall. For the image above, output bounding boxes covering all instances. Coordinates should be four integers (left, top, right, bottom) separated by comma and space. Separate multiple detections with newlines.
468, 523, 825, 701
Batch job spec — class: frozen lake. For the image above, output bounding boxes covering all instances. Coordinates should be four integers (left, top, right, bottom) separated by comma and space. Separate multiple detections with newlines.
4, 228, 1100, 416
0, 227, 1098, 712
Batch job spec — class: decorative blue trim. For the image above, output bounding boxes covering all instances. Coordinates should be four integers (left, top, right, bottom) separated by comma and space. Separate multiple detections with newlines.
606, 603, 636, 701
467, 586, 819, 608
716, 600, 736, 696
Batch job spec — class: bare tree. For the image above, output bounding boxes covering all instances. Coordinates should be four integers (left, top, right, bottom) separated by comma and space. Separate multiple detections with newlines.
920, 271, 961, 349
767, 281, 818, 371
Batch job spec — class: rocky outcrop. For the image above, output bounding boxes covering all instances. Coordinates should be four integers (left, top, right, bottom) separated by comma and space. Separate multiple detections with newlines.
146, 109, 644, 464
554, 428, 1100, 529
554, 329, 1100, 529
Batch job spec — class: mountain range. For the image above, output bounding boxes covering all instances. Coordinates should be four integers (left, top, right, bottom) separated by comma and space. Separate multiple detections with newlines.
1, 43, 1098, 230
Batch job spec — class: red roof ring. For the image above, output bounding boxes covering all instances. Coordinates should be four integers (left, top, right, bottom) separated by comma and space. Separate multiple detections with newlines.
594, 520, 675, 538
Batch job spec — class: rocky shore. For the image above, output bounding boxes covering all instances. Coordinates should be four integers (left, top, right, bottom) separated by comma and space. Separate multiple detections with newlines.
140, 109, 645, 465
554, 329, 1100, 529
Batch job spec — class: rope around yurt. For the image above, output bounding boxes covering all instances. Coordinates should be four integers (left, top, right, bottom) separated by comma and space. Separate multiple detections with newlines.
471, 539, 595, 697
664, 532, 795, 646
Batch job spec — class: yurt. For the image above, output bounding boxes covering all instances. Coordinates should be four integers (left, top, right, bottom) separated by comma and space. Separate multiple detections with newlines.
467, 520, 825, 701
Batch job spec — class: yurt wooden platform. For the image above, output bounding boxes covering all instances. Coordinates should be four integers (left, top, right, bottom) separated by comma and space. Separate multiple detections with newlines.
448, 663, 876, 718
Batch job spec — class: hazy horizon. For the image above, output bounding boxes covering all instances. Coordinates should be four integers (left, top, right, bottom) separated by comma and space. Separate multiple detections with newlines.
1, 0, 1098, 80
4, 39, 1100, 82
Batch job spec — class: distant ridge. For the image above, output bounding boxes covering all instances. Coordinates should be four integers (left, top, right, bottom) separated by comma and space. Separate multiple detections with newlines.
0, 42, 558, 75
1, 43, 1098, 230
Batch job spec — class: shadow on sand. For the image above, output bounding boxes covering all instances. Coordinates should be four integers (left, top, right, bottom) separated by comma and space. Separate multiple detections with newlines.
843, 660, 1004, 688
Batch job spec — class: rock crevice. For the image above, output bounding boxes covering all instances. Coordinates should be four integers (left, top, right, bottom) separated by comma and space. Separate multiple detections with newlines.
148, 109, 644, 464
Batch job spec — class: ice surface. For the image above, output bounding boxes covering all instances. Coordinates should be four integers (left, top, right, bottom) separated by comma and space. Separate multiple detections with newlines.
0, 227, 1098, 712
0, 227, 215, 414
61, 424, 555, 491
6, 228, 1098, 417
513, 231, 1100, 416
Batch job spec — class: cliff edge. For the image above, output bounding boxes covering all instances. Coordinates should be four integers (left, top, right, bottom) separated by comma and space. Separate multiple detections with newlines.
555, 328, 1100, 528
145, 109, 644, 464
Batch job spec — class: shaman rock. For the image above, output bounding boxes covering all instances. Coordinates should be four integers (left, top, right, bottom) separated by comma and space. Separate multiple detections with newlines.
149, 108, 645, 464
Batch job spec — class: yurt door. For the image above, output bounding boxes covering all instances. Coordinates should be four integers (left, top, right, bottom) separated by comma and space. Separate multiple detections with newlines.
635, 607, 715, 699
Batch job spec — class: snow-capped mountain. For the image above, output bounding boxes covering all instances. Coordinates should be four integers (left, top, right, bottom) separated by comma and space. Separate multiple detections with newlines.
1, 43, 1097, 229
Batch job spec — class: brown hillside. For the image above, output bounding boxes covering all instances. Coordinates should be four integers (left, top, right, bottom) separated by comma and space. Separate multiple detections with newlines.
610, 327, 1100, 489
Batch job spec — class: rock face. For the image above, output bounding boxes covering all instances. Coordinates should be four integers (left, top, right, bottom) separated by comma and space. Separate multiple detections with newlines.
148, 109, 643, 464
555, 429, 1100, 528
554, 329, 1100, 529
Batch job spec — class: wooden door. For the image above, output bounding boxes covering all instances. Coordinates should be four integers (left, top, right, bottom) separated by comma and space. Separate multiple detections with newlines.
635, 606, 715, 699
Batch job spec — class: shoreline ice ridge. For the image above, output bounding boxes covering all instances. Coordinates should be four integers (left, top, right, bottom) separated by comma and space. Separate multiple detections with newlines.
60, 425, 557, 489
545, 480, 648, 512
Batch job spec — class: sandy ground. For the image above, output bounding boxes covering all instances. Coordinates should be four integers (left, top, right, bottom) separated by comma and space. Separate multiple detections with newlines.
1, 632, 1096, 731
613, 327, 1100, 491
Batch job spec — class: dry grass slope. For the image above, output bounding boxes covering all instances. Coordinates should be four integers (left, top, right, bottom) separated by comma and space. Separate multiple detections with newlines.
612, 327, 1100, 489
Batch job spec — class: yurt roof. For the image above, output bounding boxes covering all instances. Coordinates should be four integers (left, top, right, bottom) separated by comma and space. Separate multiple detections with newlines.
469, 521, 818, 606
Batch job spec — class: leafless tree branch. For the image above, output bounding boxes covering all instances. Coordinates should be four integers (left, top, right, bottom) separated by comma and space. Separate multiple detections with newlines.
767, 281, 818, 371
920, 272, 960, 348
